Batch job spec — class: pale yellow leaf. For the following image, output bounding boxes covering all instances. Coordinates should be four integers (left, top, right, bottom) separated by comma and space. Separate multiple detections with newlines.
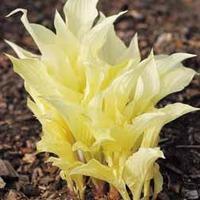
123, 148, 164, 200
70, 159, 130, 200
64, 0, 98, 39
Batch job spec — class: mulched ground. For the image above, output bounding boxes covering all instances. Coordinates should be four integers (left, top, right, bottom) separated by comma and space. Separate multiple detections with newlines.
0, 0, 200, 199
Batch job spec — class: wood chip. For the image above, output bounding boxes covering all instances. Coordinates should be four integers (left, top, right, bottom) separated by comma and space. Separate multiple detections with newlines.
22, 153, 36, 164
6, 190, 28, 200
176, 145, 200, 149
182, 188, 199, 200
0, 159, 18, 180
0, 177, 6, 189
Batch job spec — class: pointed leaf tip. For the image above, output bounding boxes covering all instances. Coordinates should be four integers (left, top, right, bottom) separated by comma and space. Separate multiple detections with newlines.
6, 8, 27, 18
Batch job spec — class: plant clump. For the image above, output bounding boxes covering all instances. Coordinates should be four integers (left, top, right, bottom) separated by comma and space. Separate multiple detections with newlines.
6, 0, 199, 199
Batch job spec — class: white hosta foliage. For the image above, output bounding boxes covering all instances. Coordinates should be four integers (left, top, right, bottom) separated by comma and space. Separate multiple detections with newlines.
7, 0, 198, 199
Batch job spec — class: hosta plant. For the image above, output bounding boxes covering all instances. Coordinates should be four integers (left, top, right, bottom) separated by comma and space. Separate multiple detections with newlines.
6, 0, 199, 199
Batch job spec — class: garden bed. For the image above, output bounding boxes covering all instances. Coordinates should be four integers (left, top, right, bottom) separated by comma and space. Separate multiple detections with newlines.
0, 0, 200, 199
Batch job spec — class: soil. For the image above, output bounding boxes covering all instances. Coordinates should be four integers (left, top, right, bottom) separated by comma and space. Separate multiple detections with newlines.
0, 0, 200, 199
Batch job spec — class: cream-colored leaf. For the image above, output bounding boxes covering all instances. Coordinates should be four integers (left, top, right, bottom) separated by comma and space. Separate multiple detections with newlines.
102, 52, 156, 121
83, 64, 108, 104
54, 10, 79, 62
132, 111, 164, 133
96, 12, 106, 24
154, 65, 196, 102
139, 103, 199, 147
98, 32, 140, 66
70, 159, 130, 200
98, 26, 127, 65
54, 10, 68, 35
141, 51, 160, 99
64, 0, 98, 39
8, 9, 80, 91
155, 53, 196, 76
123, 148, 164, 200
45, 97, 95, 147
5, 40, 38, 59
128, 51, 160, 117
72, 141, 90, 152
7, 9, 55, 52
153, 164, 163, 199
101, 125, 143, 153
8, 56, 82, 103
48, 157, 83, 195
80, 11, 126, 66
160, 103, 199, 121
122, 33, 141, 64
